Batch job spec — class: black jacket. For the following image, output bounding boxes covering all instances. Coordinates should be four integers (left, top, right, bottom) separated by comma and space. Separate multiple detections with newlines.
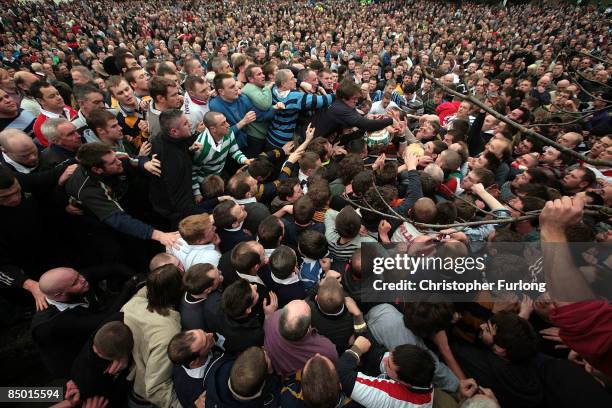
149, 133, 199, 226
311, 99, 393, 138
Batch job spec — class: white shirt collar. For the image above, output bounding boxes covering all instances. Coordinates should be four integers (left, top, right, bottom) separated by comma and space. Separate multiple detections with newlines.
236, 271, 265, 286
224, 220, 244, 232
2, 152, 35, 173
271, 272, 300, 285
41, 106, 71, 119
182, 354, 211, 379
298, 171, 308, 182
233, 196, 256, 205
46, 297, 89, 312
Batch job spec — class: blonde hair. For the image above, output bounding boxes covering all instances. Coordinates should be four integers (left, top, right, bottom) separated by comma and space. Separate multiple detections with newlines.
178, 213, 213, 244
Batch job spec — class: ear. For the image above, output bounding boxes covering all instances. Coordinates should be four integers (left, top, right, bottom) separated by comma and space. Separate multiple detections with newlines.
91, 166, 104, 175
492, 344, 506, 359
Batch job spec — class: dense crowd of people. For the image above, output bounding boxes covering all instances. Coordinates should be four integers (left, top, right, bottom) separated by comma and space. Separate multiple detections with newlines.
0, 0, 611, 407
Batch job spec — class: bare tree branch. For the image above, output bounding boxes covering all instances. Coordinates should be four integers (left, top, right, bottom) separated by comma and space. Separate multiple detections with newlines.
421, 69, 612, 168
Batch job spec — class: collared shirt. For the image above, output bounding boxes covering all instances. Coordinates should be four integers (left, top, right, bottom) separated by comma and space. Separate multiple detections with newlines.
2, 152, 35, 173
298, 171, 308, 193
270, 273, 300, 285
40, 107, 73, 120
224, 220, 245, 232
236, 271, 266, 286
182, 353, 212, 379
233, 196, 257, 205
46, 297, 89, 312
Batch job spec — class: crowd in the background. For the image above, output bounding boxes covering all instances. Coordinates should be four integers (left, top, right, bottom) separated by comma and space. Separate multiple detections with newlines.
0, 0, 611, 407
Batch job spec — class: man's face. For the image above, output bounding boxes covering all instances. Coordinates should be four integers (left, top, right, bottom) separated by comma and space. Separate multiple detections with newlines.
248, 67, 266, 88
479, 321, 496, 346
98, 152, 124, 175
590, 136, 612, 158
0, 179, 22, 207
80, 92, 105, 117
188, 329, 215, 359
416, 122, 435, 140
305, 71, 318, 88
461, 170, 480, 191
191, 81, 210, 102
163, 86, 182, 109
469, 154, 488, 170
515, 139, 533, 156
485, 139, 506, 159
110, 80, 136, 107
101, 118, 124, 142
282, 72, 297, 90
188, 60, 204, 76
4, 138, 38, 167
319, 72, 333, 90
230, 203, 247, 226
71, 71, 89, 86
343, 93, 360, 109
518, 81, 531, 94
514, 153, 539, 170
39, 85, 65, 111
130, 69, 149, 91
288, 183, 303, 201
246, 175, 258, 197
482, 115, 497, 131
0, 90, 17, 115
56, 122, 82, 151
557, 133, 577, 148
457, 102, 471, 118
172, 115, 192, 138
219, 78, 240, 101
507, 108, 523, 122
540, 147, 560, 164
512, 169, 532, 188
563, 169, 585, 191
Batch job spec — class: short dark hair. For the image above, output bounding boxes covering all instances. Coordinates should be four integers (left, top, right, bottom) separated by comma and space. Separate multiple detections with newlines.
403, 302, 454, 338
184, 74, 206, 94
231, 241, 261, 274
491, 311, 538, 363
472, 168, 495, 188
336, 80, 361, 100
435, 201, 457, 224
269, 245, 297, 280
159, 109, 184, 136
352, 170, 374, 196
227, 172, 252, 200
525, 168, 548, 185
277, 178, 299, 201
149, 76, 176, 102
29, 80, 52, 100
183, 263, 216, 295
302, 356, 340, 408
93, 321, 133, 360
578, 167, 596, 187
229, 347, 268, 398
257, 216, 283, 248
167, 331, 198, 366
146, 264, 183, 316
298, 230, 328, 260
338, 154, 364, 185
392, 344, 435, 387
73, 83, 103, 102
307, 180, 331, 210
76, 142, 113, 170
293, 195, 316, 224
222, 279, 255, 318
335, 206, 361, 239
156, 62, 177, 76
212, 200, 238, 229
213, 73, 233, 91
201, 175, 224, 198
248, 157, 273, 180
88, 108, 116, 135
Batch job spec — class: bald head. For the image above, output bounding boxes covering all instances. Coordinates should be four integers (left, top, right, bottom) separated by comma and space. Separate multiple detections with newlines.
279, 300, 311, 341
14, 71, 39, 92
0, 129, 38, 167
39, 267, 89, 302
316, 276, 344, 314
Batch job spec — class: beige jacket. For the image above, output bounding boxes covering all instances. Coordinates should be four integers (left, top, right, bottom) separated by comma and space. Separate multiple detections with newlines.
121, 287, 181, 408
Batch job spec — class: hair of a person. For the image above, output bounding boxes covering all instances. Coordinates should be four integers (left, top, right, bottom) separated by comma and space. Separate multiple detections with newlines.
178, 213, 213, 244
279, 306, 311, 341
352, 170, 374, 196
213, 72, 233, 91
93, 321, 134, 360
88, 108, 116, 134
306, 137, 330, 160
335, 206, 361, 239
29, 80, 52, 100
275, 68, 293, 87
156, 61, 177, 76
435, 201, 457, 224
402, 302, 454, 339
490, 311, 538, 362
392, 344, 435, 387
124, 67, 145, 86
73, 83, 103, 102
336, 80, 361, 100
229, 347, 268, 399
76, 142, 113, 170
298, 230, 328, 260
159, 108, 184, 136
302, 355, 340, 408
231, 241, 261, 274
412, 197, 437, 223
183, 263, 216, 296
316, 277, 344, 314
167, 330, 199, 366
306, 180, 331, 210
472, 168, 495, 188
184, 74, 206, 93
338, 154, 364, 185
244, 64, 261, 81
40, 117, 69, 144
227, 172, 253, 200
149, 75, 176, 101
277, 178, 299, 201
293, 195, 316, 224
299, 151, 321, 173
222, 279, 255, 318
146, 264, 184, 316
201, 175, 224, 198
258, 216, 284, 248
269, 245, 297, 280
212, 200, 238, 229
248, 157, 274, 180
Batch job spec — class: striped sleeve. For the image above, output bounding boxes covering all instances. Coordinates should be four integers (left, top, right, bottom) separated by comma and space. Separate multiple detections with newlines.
227, 132, 246, 164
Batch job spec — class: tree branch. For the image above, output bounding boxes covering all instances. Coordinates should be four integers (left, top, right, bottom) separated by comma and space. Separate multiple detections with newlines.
421, 69, 612, 168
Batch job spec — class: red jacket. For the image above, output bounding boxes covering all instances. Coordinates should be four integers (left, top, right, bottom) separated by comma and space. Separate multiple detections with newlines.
33, 106, 78, 147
